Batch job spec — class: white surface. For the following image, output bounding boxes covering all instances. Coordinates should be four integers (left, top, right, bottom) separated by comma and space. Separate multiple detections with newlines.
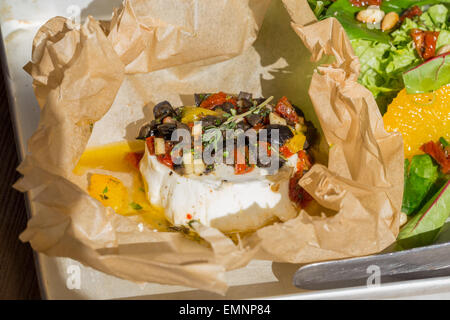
1, 0, 450, 300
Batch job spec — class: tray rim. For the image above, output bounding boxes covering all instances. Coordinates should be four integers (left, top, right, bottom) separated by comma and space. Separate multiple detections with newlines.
1, 0, 450, 300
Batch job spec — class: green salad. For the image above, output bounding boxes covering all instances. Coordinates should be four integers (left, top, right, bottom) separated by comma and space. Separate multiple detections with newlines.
308, 0, 450, 249
309, 0, 450, 112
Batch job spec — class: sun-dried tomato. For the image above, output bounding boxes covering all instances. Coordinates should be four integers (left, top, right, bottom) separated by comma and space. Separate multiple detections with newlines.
349, 0, 382, 7
296, 150, 312, 173
289, 171, 313, 208
420, 141, 450, 174
411, 29, 439, 60
423, 31, 439, 60
400, 5, 422, 22
275, 96, 299, 123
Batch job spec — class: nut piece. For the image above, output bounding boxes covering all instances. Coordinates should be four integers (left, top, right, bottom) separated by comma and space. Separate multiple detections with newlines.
356, 6, 385, 24
381, 11, 399, 31
437, 44, 450, 55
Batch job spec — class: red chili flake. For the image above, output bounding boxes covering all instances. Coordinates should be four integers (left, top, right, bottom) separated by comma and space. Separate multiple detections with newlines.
400, 5, 422, 23
186, 213, 192, 220
350, 0, 382, 7
275, 96, 299, 123
199, 92, 237, 110
145, 136, 155, 155
124, 152, 144, 170
420, 141, 450, 174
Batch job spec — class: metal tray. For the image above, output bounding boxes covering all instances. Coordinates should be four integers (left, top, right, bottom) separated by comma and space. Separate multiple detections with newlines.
1, 0, 450, 300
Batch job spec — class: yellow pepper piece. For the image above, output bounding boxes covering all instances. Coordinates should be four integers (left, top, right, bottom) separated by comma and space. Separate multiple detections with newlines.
383, 84, 450, 159
181, 106, 219, 124
285, 133, 306, 154
88, 174, 128, 213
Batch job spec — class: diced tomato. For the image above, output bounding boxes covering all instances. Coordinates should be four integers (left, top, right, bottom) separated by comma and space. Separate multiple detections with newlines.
280, 145, 294, 158
275, 96, 299, 123
199, 92, 237, 110
186, 213, 192, 220
146, 136, 155, 155
125, 152, 144, 170
289, 171, 313, 208
420, 141, 450, 174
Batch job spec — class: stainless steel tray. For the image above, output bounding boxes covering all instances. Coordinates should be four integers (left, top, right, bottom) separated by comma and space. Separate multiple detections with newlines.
2, 0, 450, 300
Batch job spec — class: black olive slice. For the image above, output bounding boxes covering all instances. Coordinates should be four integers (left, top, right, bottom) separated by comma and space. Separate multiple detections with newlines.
153, 100, 175, 119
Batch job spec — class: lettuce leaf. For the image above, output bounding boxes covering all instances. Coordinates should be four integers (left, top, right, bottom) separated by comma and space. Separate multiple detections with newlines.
307, 0, 334, 19
398, 180, 450, 249
437, 30, 450, 50
402, 154, 440, 215
403, 52, 450, 93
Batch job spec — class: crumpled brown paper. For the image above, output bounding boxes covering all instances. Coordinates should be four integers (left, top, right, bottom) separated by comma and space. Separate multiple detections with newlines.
16, 0, 404, 294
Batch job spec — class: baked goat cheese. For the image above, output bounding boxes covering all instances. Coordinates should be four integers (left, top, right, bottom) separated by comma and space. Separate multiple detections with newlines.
137, 92, 316, 232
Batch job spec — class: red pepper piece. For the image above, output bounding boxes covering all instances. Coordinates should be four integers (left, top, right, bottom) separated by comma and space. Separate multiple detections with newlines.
199, 92, 237, 110
275, 96, 299, 123
145, 136, 155, 155
156, 140, 174, 169
234, 146, 254, 175
280, 145, 294, 158
420, 141, 450, 174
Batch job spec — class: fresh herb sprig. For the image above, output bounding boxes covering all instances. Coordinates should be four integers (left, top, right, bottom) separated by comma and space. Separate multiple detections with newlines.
222, 96, 274, 127
202, 96, 274, 153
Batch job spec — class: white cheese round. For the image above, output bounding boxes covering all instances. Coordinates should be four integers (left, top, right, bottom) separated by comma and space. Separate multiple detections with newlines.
139, 148, 298, 232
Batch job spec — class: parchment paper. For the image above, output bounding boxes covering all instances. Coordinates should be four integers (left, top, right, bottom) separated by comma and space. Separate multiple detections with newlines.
16, 0, 404, 294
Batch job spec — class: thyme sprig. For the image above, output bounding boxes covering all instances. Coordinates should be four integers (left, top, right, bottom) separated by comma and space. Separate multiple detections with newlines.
202, 96, 274, 153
